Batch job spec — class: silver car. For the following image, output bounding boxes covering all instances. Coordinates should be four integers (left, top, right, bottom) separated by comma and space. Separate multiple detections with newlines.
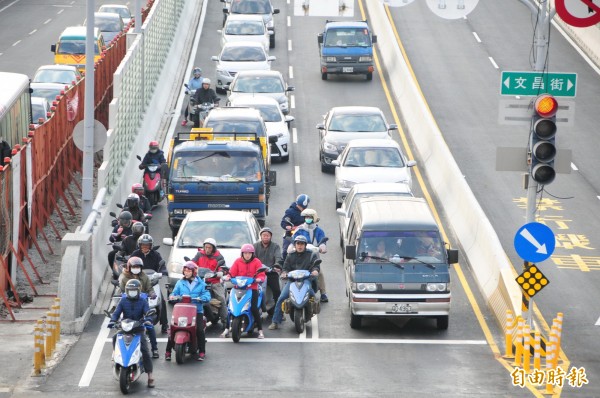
227, 70, 294, 115
332, 139, 417, 208
223, 0, 279, 48
219, 14, 272, 52
212, 42, 276, 93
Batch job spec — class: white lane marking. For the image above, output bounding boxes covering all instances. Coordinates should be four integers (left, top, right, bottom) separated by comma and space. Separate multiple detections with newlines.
12, 40, 21, 47
295, 166, 301, 184
57, 9, 64, 14
103, 337, 487, 344
288, 39, 292, 52
299, 326, 307, 339
571, 163, 578, 171
0, 0, 21, 14
472, 32, 481, 43
289, 66, 294, 79
312, 315, 319, 339
292, 127, 298, 144
290, 95, 295, 110
287, 16, 291, 27
29, 29, 37, 35
79, 317, 112, 387
488, 57, 499, 69
44, 18, 51, 24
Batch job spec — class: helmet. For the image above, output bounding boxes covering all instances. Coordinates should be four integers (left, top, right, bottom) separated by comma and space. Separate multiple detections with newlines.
203, 238, 217, 250
125, 279, 142, 299
127, 256, 144, 271
241, 243, 255, 253
296, 194, 310, 208
131, 222, 145, 237
202, 78, 211, 85
193, 67, 202, 76
137, 234, 153, 248
149, 141, 159, 150
259, 227, 272, 236
182, 261, 197, 276
301, 208, 319, 222
293, 235, 308, 244
118, 211, 133, 228
126, 193, 140, 209
131, 183, 144, 194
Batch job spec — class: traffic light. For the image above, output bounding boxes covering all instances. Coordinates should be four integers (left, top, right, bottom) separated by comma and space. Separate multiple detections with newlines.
529, 94, 558, 185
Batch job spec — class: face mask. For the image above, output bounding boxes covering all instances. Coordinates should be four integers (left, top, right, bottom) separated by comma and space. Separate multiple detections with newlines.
127, 290, 139, 299
305, 218, 314, 225
149, 148, 158, 154
131, 267, 141, 275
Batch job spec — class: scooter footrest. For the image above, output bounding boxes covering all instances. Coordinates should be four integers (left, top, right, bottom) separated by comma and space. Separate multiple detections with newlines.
282, 299, 291, 314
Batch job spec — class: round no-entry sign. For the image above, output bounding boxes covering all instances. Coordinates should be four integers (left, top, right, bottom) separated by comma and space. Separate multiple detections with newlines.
556, 0, 600, 27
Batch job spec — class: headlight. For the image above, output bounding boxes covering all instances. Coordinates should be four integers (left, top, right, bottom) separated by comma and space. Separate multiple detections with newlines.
339, 179, 356, 189
426, 283, 447, 292
177, 317, 188, 327
236, 279, 248, 287
352, 283, 377, 292
216, 68, 229, 77
359, 56, 372, 62
323, 142, 337, 152
121, 320, 135, 332
168, 261, 183, 275
326, 56, 336, 62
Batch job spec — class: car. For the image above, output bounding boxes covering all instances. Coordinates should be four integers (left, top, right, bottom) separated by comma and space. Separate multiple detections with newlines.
162, 210, 261, 289
32, 65, 82, 85
318, 106, 397, 172
227, 70, 294, 115
229, 96, 292, 162
222, 0, 279, 48
30, 82, 68, 104
336, 183, 414, 253
218, 14, 272, 52
332, 139, 417, 208
84, 12, 124, 43
98, 4, 132, 25
212, 42, 276, 93
31, 97, 51, 127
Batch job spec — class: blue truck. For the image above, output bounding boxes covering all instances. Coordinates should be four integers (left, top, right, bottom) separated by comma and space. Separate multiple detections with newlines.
166, 132, 275, 234
317, 20, 377, 81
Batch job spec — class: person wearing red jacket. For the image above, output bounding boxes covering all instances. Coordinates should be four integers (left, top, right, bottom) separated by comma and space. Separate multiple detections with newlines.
223, 244, 266, 339
192, 238, 227, 326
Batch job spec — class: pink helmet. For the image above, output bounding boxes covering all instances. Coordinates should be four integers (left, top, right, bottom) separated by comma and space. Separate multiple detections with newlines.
182, 261, 197, 276
240, 244, 255, 253
131, 183, 144, 193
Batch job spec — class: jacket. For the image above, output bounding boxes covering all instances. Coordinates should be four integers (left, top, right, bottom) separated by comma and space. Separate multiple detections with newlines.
140, 150, 166, 168
130, 249, 166, 273
110, 294, 151, 324
119, 270, 152, 293
293, 224, 326, 246
194, 87, 219, 104
253, 241, 282, 268
192, 249, 226, 284
123, 205, 146, 223
109, 224, 133, 243
120, 234, 142, 256
187, 76, 203, 91
229, 257, 265, 290
282, 250, 320, 274
171, 276, 211, 314
280, 202, 304, 229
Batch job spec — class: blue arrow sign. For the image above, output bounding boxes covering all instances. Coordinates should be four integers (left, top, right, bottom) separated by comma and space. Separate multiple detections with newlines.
514, 222, 556, 263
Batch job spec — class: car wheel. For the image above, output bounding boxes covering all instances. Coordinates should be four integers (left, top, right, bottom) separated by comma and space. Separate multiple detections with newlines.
335, 198, 341, 209
321, 72, 327, 81
269, 33, 275, 49
321, 162, 328, 173
281, 154, 289, 162
366, 72, 373, 81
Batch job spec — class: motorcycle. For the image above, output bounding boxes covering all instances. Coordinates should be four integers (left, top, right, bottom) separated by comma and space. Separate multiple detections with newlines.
106, 309, 156, 394
167, 295, 207, 364
226, 265, 268, 343
282, 260, 322, 334
191, 99, 218, 128
196, 267, 228, 326
143, 269, 164, 325
136, 155, 163, 207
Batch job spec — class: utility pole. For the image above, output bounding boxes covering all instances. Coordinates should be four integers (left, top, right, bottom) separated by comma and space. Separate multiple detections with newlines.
82, 0, 95, 223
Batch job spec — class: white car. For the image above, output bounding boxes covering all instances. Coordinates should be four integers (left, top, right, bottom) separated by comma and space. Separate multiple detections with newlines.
162, 210, 261, 288
98, 4, 132, 25
229, 96, 292, 162
212, 42, 276, 93
336, 182, 414, 252
332, 139, 417, 208
32, 64, 82, 85
227, 70, 294, 115
219, 14, 272, 52
223, 0, 279, 48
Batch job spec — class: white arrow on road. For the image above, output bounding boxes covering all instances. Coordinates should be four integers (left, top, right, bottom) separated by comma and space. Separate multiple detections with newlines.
520, 228, 547, 254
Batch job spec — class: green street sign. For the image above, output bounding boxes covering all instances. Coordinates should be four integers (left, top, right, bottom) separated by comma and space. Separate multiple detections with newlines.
500, 71, 577, 97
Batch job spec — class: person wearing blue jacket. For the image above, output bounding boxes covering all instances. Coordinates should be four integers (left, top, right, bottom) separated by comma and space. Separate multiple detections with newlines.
166, 262, 211, 361
280, 193, 310, 259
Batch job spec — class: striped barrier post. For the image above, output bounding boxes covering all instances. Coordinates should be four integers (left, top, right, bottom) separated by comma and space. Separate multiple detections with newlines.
504, 310, 515, 358
44, 315, 53, 358
48, 308, 58, 352
33, 322, 45, 375
53, 299, 61, 340
533, 331, 542, 370
514, 316, 524, 367
544, 339, 555, 395
554, 313, 563, 355
523, 325, 531, 373
550, 328, 559, 369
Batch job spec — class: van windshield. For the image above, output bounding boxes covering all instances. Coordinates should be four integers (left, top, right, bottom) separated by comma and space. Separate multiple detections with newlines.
171, 151, 261, 182
57, 40, 99, 55
358, 231, 445, 264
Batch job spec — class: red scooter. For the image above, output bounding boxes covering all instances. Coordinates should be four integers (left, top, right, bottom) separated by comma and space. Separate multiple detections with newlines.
167, 295, 206, 364
136, 155, 163, 206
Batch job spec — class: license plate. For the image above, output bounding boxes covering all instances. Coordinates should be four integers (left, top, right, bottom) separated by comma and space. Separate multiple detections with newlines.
342, 67, 353, 73
386, 303, 417, 314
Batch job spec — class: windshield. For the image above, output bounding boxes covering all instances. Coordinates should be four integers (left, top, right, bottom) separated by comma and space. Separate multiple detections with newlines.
204, 119, 265, 135
329, 114, 386, 132
221, 46, 266, 62
57, 40, 99, 55
100, 7, 130, 19
33, 70, 76, 84
171, 151, 261, 182
96, 18, 122, 31
232, 76, 283, 93
231, 0, 271, 14
324, 28, 371, 47
226, 21, 265, 35
358, 231, 445, 264
31, 88, 62, 103
178, 220, 252, 248
343, 147, 405, 168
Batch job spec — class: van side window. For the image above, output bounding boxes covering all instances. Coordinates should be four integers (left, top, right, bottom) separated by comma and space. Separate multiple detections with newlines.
347, 217, 357, 244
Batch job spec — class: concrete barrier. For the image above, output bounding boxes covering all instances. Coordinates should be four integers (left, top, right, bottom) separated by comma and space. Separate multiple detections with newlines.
365, 0, 522, 326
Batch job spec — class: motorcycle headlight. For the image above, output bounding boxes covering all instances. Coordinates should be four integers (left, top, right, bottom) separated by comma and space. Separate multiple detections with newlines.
359, 56, 372, 62
177, 317, 188, 327
426, 283, 447, 292
121, 320, 135, 332
323, 142, 337, 152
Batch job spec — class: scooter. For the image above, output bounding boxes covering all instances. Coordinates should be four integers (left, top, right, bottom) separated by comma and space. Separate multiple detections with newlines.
282, 259, 322, 334
192, 101, 217, 128
143, 269, 163, 325
106, 309, 156, 394
136, 155, 163, 207
196, 267, 227, 326
167, 295, 206, 364
227, 265, 268, 343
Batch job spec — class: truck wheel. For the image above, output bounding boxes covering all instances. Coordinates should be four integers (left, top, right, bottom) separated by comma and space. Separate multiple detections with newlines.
366, 72, 373, 81
350, 312, 362, 329
436, 315, 449, 330
321, 72, 327, 81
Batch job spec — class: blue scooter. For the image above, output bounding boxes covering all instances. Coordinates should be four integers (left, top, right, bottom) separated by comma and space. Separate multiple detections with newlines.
285, 259, 322, 334
227, 265, 268, 343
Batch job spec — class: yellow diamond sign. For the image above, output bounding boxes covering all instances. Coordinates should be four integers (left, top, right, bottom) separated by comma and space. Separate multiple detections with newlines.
516, 265, 549, 298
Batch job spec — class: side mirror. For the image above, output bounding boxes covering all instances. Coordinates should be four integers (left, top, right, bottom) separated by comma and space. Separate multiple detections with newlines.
372, 35, 377, 44
331, 160, 340, 166
406, 160, 417, 167
336, 208, 346, 217
345, 245, 356, 260
316, 123, 325, 130
267, 56, 276, 62
388, 124, 398, 131
287, 86, 295, 92
162, 238, 174, 246
116, 203, 123, 209
447, 249, 459, 264
217, 30, 222, 34
285, 115, 295, 124
211, 56, 219, 62
223, 8, 228, 13
109, 211, 117, 218
273, 9, 280, 14
50, 44, 56, 53
317, 34, 323, 44
136, 155, 142, 161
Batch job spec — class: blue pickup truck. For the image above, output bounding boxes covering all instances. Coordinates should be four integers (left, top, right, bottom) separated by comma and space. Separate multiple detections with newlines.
318, 20, 377, 81
166, 132, 275, 235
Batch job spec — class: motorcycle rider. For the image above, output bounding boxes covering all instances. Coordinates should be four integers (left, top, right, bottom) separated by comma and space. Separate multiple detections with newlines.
166, 262, 211, 361
253, 227, 283, 313
222, 244, 266, 339
191, 238, 227, 327
107, 211, 134, 278
290, 208, 329, 303
280, 194, 310, 260
120, 222, 145, 257
182, 67, 203, 126
131, 183, 152, 213
268, 235, 320, 330
123, 193, 147, 225
108, 279, 155, 388
193, 78, 219, 107
131, 234, 168, 334
139, 141, 167, 197
118, 257, 159, 358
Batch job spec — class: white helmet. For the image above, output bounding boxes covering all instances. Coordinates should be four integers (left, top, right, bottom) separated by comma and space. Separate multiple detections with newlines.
301, 208, 319, 223
202, 78, 211, 85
